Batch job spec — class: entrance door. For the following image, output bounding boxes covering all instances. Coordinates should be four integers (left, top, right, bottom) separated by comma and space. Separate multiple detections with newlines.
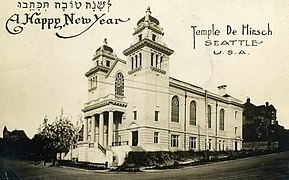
132, 131, 138, 146
235, 141, 238, 151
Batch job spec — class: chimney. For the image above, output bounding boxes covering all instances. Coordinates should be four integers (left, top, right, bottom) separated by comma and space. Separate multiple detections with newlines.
247, 98, 251, 103
266, 102, 269, 107
217, 85, 227, 96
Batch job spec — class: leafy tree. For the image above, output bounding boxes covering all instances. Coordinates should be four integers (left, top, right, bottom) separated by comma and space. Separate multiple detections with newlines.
38, 108, 76, 159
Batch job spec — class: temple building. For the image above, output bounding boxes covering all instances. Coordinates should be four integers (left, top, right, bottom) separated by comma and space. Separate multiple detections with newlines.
73, 7, 243, 166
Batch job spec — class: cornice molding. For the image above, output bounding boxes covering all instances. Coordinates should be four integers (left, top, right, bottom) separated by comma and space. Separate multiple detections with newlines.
123, 38, 174, 56
93, 52, 115, 60
82, 99, 127, 113
85, 66, 109, 77
133, 24, 163, 36
169, 80, 243, 108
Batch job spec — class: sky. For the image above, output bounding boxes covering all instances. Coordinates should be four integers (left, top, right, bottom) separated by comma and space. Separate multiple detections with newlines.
1, 0, 289, 138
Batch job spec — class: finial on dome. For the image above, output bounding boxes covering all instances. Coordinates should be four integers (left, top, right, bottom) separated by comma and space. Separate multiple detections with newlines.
145, 6, 151, 22
103, 38, 108, 45
146, 6, 151, 15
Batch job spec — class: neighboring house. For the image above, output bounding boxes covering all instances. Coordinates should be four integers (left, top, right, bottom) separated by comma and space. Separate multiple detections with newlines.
243, 98, 277, 142
243, 98, 289, 150
74, 7, 243, 166
1, 126, 31, 159
3, 126, 30, 142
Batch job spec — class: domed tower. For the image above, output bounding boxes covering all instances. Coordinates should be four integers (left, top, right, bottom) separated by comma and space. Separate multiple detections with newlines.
82, 37, 127, 149
123, 7, 173, 148
123, 7, 173, 73
85, 38, 118, 100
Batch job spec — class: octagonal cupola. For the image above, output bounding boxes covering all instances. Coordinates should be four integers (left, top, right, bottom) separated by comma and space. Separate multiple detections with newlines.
123, 7, 173, 76
92, 38, 117, 69
133, 7, 164, 44
137, 6, 160, 26
95, 38, 114, 54
85, 38, 117, 78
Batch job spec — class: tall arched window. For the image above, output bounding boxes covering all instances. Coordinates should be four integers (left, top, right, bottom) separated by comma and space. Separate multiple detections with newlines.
171, 96, 179, 122
135, 55, 138, 68
155, 54, 159, 68
208, 105, 212, 128
189, 101, 197, 125
151, 53, 154, 66
115, 73, 124, 96
219, 108, 225, 130
139, 53, 142, 66
131, 57, 134, 70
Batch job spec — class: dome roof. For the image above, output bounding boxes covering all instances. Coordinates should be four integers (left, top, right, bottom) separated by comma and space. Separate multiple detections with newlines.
96, 38, 113, 53
137, 7, 159, 26
137, 15, 159, 26
96, 45, 113, 53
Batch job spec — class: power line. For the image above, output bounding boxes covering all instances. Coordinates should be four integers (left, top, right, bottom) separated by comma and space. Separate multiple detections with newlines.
89, 63, 172, 90
89, 46, 172, 89
96, 80, 175, 96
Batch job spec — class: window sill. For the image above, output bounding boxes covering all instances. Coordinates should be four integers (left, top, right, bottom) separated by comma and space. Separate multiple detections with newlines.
150, 66, 166, 74
128, 66, 142, 75
115, 95, 125, 99
88, 87, 97, 92
171, 121, 180, 123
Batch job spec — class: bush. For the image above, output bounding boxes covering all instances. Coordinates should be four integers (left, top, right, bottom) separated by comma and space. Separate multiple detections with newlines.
118, 149, 280, 171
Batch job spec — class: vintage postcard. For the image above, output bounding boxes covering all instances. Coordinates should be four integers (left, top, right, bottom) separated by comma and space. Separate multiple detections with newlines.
1, 0, 289, 179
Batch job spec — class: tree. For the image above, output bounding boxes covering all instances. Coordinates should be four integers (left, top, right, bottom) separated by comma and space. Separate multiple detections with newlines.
38, 108, 76, 159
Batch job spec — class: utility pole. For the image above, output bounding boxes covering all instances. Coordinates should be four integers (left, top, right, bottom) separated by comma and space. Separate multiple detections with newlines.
205, 90, 209, 150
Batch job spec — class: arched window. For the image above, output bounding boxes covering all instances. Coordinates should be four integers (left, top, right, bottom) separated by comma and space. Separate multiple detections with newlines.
155, 54, 159, 68
89, 76, 97, 89
139, 53, 142, 66
135, 55, 138, 68
208, 105, 212, 128
219, 108, 225, 130
189, 101, 196, 125
115, 73, 124, 96
131, 57, 134, 70
151, 53, 154, 66
171, 96, 179, 122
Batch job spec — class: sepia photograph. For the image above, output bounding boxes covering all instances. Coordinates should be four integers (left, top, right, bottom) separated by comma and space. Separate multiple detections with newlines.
1, 0, 289, 179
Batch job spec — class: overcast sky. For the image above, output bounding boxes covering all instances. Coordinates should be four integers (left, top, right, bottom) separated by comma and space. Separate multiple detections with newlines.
1, 0, 289, 138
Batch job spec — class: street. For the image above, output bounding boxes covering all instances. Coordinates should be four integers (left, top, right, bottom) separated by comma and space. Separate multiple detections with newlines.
1, 151, 289, 179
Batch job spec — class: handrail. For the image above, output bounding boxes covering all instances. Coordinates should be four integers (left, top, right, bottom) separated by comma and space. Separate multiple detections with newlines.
98, 143, 106, 155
